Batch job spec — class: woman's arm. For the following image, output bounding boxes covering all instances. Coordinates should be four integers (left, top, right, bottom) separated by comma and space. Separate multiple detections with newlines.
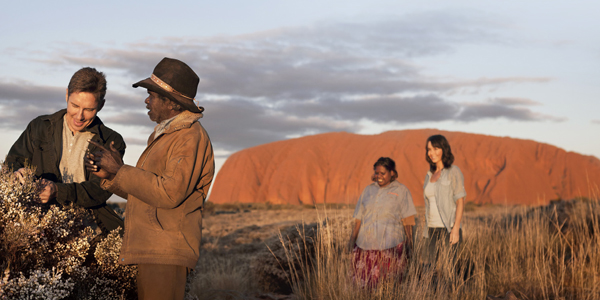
450, 197, 464, 244
449, 166, 466, 245
347, 219, 361, 253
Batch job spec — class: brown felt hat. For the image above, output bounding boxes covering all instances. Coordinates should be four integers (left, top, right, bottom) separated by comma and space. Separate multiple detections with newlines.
133, 57, 204, 113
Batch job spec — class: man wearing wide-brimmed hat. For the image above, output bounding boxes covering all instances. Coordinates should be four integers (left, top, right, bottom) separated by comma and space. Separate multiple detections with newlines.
87, 57, 215, 300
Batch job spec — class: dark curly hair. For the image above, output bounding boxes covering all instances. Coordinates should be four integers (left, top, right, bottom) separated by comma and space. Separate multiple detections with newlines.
425, 135, 454, 172
373, 157, 398, 181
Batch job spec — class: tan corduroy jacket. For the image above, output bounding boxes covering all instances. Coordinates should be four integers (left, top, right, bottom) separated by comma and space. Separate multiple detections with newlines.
102, 110, 214, 269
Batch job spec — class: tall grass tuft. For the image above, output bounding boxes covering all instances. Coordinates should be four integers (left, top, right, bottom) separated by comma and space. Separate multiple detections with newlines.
278, 198, 600, 299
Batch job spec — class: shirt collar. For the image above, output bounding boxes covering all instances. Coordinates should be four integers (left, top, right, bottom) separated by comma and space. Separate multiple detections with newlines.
154, 114, 179, 137
374, 180, 399, 190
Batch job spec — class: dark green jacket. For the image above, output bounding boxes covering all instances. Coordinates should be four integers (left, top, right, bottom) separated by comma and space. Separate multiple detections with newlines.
5, 109, 126, 234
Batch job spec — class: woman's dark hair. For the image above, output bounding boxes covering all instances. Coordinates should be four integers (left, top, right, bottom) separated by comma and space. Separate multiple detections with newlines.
373, 157, 398, 181
426, 135, 454, 172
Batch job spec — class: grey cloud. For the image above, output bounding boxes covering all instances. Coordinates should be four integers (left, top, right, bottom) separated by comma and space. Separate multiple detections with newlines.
201, 98, 355, 150
0, 79, 141, 130
281, 95, 460, 123
102, 111, 154, 128
101, 97, 354, 151
1, 13, 563, 152
102, 93, 565, 152
0, 80, 65, 129
489, 97, 542, 106
592, 120, 600, 125
0, 80, 64, 105
458, 103, 566, 122
232, 10, 510, 57
39, 12, 524, 101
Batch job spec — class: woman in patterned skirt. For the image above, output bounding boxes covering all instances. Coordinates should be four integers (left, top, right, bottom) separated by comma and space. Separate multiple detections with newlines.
347, 157, 417, 288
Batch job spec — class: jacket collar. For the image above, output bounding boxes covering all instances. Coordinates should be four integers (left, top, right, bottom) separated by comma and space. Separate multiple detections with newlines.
155, 110, 203, 136
426, 167, 449, 178
42, 108, 104, 135
371, 180, 400, 190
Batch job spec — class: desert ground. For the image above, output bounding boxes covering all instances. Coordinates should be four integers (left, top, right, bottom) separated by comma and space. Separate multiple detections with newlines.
184, 202, 504, 299
175, 198, 600, 300
190, 203, 358, 300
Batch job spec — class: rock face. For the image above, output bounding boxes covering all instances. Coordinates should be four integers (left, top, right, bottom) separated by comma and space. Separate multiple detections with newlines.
209, 130, 600, 206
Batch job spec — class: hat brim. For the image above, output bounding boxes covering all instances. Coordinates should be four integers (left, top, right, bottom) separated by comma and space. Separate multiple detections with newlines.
133, 78, 203, 113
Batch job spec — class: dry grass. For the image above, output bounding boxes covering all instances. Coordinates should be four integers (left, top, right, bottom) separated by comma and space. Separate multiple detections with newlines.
281, 198, 600, 300
186, 204, 351, 300
187, 193, 600, 300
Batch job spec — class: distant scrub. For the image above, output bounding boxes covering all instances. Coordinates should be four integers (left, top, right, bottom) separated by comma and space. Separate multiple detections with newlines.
0, 164, 136, 300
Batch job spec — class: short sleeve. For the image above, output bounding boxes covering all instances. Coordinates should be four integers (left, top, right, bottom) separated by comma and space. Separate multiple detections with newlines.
399, 185, 417, 219
353, 186, 369, 220
451, 166, 467, 201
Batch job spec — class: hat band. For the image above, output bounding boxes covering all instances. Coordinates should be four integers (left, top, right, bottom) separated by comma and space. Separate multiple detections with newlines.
151, 74, 195, 101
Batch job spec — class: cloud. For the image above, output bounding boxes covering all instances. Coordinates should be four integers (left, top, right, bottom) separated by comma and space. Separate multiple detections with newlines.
592, 120, 600, 125
281, 95, 460, 123
0, 79, 143, 130
1, 13, 563, 152
488, 97, 542, 106
103, 98, 354, 150
458, 102, 566, 122
38, 12, 523, 101
0, 80, 65, 128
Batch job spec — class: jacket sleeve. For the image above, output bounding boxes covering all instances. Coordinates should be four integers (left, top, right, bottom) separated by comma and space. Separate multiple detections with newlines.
54, 132, 127, 208
450, 166, 467, 202
4, 121, 36, 171
108, 129, 211, 209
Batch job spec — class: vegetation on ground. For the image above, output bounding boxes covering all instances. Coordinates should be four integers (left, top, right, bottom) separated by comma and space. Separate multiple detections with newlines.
2, 162, 598, 299
0, 164, 136, 300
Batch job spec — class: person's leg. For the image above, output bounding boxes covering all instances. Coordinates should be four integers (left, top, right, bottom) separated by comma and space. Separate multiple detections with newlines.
428, 228, 446, 266
137, 264, 188, 300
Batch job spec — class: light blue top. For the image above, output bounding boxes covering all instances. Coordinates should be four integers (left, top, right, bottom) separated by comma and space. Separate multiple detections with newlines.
422, 165, 467, 238
353, 180, 417, 250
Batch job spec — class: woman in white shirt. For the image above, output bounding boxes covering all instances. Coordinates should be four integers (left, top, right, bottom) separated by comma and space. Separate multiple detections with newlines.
347, 157, 417, 287
423, 135, 466, 264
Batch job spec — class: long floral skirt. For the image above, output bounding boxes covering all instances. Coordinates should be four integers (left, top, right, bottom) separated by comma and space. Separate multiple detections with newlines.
351, 243, 407, 288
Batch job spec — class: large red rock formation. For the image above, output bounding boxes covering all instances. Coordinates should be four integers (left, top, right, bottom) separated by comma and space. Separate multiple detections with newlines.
209, 130, 600, 206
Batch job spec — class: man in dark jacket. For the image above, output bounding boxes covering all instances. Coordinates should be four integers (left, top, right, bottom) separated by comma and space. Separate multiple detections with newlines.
5, 67, 125, 234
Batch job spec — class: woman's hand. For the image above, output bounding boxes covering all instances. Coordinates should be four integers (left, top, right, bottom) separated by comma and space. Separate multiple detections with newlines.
347, 219, 361, 254
449, 227, 460, 245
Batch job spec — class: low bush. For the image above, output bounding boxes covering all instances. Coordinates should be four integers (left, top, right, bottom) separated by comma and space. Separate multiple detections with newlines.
0, 164, 136, 300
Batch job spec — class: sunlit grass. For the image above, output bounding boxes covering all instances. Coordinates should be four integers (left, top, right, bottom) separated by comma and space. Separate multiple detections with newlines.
275, 196, 600, 299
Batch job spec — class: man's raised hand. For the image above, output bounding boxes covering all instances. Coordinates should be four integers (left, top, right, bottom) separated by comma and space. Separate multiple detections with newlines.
86, 140, 124, 180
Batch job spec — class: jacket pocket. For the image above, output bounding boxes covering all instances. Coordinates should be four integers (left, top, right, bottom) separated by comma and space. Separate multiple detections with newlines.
155, 207, 182, 232
146, 206, 164, 231
31, 140, 56, 176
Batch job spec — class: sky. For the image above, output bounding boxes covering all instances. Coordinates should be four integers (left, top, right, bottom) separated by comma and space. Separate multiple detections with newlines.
1, 1, 599, 196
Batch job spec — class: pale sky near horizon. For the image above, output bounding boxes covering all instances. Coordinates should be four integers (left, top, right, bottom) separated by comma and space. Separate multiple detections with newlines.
1, 1, 599, 200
